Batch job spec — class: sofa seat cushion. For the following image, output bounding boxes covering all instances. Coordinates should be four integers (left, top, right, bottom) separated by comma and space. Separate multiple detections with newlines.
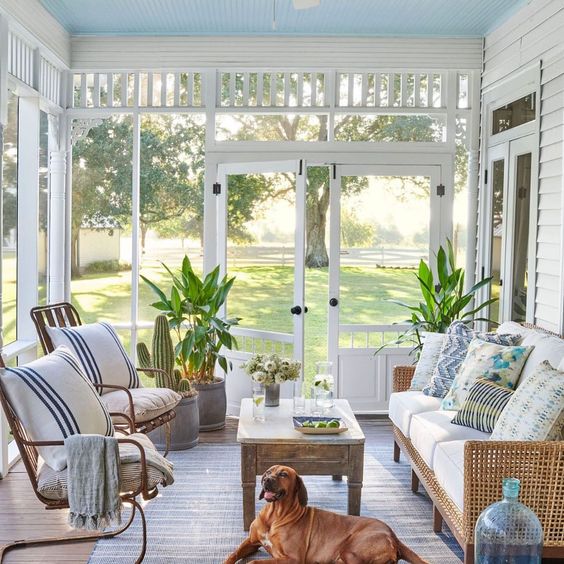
37, 435, 168, 501
102, 387, 181, 424
388, 391, 442, 438
433, 440, 466, 511
410, 410, 490, 468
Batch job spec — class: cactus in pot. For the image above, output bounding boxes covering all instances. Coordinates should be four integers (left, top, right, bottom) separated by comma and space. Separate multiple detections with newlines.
137, 314, 195, 396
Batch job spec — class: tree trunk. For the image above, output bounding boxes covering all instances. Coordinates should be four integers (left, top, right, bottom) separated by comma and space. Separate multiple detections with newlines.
141, 224, 148, 253
71, 228, 81, 279
305, 183, 330, 268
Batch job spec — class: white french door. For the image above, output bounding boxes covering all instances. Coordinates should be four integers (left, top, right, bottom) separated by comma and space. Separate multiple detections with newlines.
328, 164, 445, 411
216, 160, 306, 412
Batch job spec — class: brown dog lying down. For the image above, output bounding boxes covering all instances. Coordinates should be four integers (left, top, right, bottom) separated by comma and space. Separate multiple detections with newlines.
225, 465, 428, 564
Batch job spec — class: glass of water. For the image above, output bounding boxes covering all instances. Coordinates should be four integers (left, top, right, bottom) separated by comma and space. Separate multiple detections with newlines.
314, 361, 334, 410
293, 380, 306, 414
252, 382, 266, 422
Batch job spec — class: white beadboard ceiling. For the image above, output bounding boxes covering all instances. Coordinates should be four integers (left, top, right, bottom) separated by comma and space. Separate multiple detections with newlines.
41, 0, 528, 37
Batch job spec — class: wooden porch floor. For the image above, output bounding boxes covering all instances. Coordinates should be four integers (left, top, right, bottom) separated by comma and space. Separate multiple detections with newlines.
0, 417, 392, 563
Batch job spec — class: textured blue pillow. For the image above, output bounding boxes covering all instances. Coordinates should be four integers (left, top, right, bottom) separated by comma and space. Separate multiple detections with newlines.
422, 321, 522, 398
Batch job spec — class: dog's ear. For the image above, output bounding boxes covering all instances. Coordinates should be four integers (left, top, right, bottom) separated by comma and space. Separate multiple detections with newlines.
259, 488, 265, 500
295, 475, 308, 506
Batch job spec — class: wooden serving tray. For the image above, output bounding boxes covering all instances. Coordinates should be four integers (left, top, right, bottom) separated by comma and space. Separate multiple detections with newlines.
293, 416, 348, 434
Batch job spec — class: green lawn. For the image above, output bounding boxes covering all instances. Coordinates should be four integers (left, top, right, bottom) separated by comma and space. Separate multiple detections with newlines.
71, 264, 419, 386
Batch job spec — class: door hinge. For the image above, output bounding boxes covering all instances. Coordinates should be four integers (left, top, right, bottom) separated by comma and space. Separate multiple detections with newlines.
436, 184, 445, 197
481, 266, 485, 279
298, 159, 304, 176
332, 163, 337, 180
213, 182, 221, 195
484, 169, 488, 185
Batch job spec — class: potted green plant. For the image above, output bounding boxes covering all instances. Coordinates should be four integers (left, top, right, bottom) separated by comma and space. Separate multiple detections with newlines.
385, 239, 497, 353
138, 314, 199, 450
141, 256, 240, 431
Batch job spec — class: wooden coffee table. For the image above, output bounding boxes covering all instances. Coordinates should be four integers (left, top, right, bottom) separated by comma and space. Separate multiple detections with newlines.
237, 398, 365, 530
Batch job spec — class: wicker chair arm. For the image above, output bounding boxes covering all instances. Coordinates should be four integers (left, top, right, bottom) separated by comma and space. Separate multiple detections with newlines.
392, 365, 416, 393
463, 440, 564, 544
92, 383, 137, 427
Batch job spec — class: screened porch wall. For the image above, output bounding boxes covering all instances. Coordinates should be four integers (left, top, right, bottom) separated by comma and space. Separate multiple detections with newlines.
482, 0, 564, 334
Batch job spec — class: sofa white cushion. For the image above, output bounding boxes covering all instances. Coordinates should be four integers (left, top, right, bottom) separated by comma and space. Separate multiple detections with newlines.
410, 410, 490, 468
518, 332, 564, 385
433, 440, 466, 511
103, 387, 181, 424
46, 322, 140, 393
389, 391, 442, 438
0, 346, 114, 471
496, 321, 528, 339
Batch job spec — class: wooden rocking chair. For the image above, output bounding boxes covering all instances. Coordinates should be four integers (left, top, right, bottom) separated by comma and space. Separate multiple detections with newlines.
0, 354, 159, 563
30, 302, 176, 455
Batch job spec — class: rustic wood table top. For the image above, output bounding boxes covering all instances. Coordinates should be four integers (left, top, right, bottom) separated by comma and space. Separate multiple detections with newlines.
237, 398, 366, 444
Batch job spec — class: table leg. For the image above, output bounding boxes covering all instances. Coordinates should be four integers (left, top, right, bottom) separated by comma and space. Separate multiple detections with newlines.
241, 444, 257, 531
347, 443, 364, 515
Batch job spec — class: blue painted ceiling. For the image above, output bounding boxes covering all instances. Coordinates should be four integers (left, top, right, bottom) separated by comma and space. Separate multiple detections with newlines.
40, 0, 528, 37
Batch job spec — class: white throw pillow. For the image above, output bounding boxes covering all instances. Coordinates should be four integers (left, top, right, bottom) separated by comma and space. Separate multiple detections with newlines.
410, 332, 446, 391
491, 361, 564, 441
0, 346, 114, 471
46, 322, 140, 393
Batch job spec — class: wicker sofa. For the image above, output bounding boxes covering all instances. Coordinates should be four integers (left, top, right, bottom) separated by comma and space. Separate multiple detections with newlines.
389, 322, 564, 564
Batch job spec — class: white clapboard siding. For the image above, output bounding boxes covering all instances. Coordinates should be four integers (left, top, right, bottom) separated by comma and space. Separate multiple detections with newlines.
483, 0, 564, 331
70, 36, 482, 71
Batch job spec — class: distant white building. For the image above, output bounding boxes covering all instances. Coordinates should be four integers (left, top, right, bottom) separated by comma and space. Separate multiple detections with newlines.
78, 219, 122, 272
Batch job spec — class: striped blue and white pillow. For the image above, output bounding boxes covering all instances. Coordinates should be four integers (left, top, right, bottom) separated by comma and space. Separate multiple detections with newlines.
45, 322, 140, 392
451, 379, 513, 433
0, 346, 114, 471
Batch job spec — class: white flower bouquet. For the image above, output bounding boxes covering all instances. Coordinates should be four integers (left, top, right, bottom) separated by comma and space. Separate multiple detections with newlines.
242, 353, 301, 385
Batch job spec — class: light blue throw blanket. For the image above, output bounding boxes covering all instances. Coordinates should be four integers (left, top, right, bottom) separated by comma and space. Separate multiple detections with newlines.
64, 434, 122, 531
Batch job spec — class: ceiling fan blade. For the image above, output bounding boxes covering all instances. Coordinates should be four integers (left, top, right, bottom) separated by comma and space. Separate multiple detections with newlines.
292, 0, 321, 9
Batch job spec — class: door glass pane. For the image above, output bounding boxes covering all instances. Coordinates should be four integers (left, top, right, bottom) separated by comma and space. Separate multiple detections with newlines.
70, 115, 133, 332
38, 111, 49, 304
226, 172, 295, 355
2, 93, 18, 344
138, 113, 206, 326
489, 159, 505, 324
304, 166, 330, 387
492, 93, 536, 135
511, 153, 532, 322
339, 175, 429, 345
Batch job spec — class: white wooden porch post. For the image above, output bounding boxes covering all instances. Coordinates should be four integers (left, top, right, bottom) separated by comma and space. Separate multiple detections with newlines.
48, 150, 67, 302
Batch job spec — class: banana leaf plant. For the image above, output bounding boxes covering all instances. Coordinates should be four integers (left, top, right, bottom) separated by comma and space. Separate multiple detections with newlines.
141, 255, 240, 384
383, 240, 497, 355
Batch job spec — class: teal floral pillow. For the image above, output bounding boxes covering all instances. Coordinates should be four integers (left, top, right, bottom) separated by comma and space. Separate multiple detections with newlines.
440, 338, 533, 410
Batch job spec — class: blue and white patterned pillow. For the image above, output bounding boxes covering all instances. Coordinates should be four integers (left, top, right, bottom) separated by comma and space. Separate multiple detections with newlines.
46, 322, 141, 392
422, 321, 522, 398
0, 346, 114, 470
491, 360, 564, 441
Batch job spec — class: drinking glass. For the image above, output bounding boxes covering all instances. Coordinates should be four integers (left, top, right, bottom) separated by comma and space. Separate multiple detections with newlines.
252, 382, 266, 422
314, 361, 334, 409
293, 380, 306, 414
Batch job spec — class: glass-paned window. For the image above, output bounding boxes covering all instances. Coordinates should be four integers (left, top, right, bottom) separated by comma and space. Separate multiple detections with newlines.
71, 115, 133, 346
334, 114, 446, 142
138, 113, 206, 334
216, 114, 328, 142
38, 111, 49, 304
2, 93, 18, 344
454, 117, 469, 268
490, 159, 505, 323
492, 93, 536, 135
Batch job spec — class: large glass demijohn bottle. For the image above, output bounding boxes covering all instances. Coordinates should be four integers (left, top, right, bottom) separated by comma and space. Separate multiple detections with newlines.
475, 478, 543, 563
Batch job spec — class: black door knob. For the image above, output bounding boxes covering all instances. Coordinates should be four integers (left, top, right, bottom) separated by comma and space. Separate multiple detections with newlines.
290, 305, 302, 315
329, 298, 339, 307
304, 306, 309, 313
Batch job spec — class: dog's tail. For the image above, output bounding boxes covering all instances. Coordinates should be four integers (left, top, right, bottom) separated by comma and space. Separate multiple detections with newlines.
397, 539, 429, 564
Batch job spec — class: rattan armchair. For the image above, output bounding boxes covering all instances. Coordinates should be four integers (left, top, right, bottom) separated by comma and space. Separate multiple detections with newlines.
0, 355, 158, 563
391, 364, 564, 564
30, 302, 176, 455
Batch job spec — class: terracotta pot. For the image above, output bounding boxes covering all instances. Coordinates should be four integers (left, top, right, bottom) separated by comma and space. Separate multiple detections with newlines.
193, 377, 226, 431
148, 394, 199, 451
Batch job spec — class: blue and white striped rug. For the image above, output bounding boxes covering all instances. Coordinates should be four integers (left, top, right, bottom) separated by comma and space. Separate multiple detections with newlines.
89, 441, 463, 563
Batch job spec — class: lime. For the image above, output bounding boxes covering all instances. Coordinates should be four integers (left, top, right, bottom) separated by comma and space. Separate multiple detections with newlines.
327, 420, 340, 428
302, 420, 314, 427
253, 397, 264, 406
314, 421, 327, 428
